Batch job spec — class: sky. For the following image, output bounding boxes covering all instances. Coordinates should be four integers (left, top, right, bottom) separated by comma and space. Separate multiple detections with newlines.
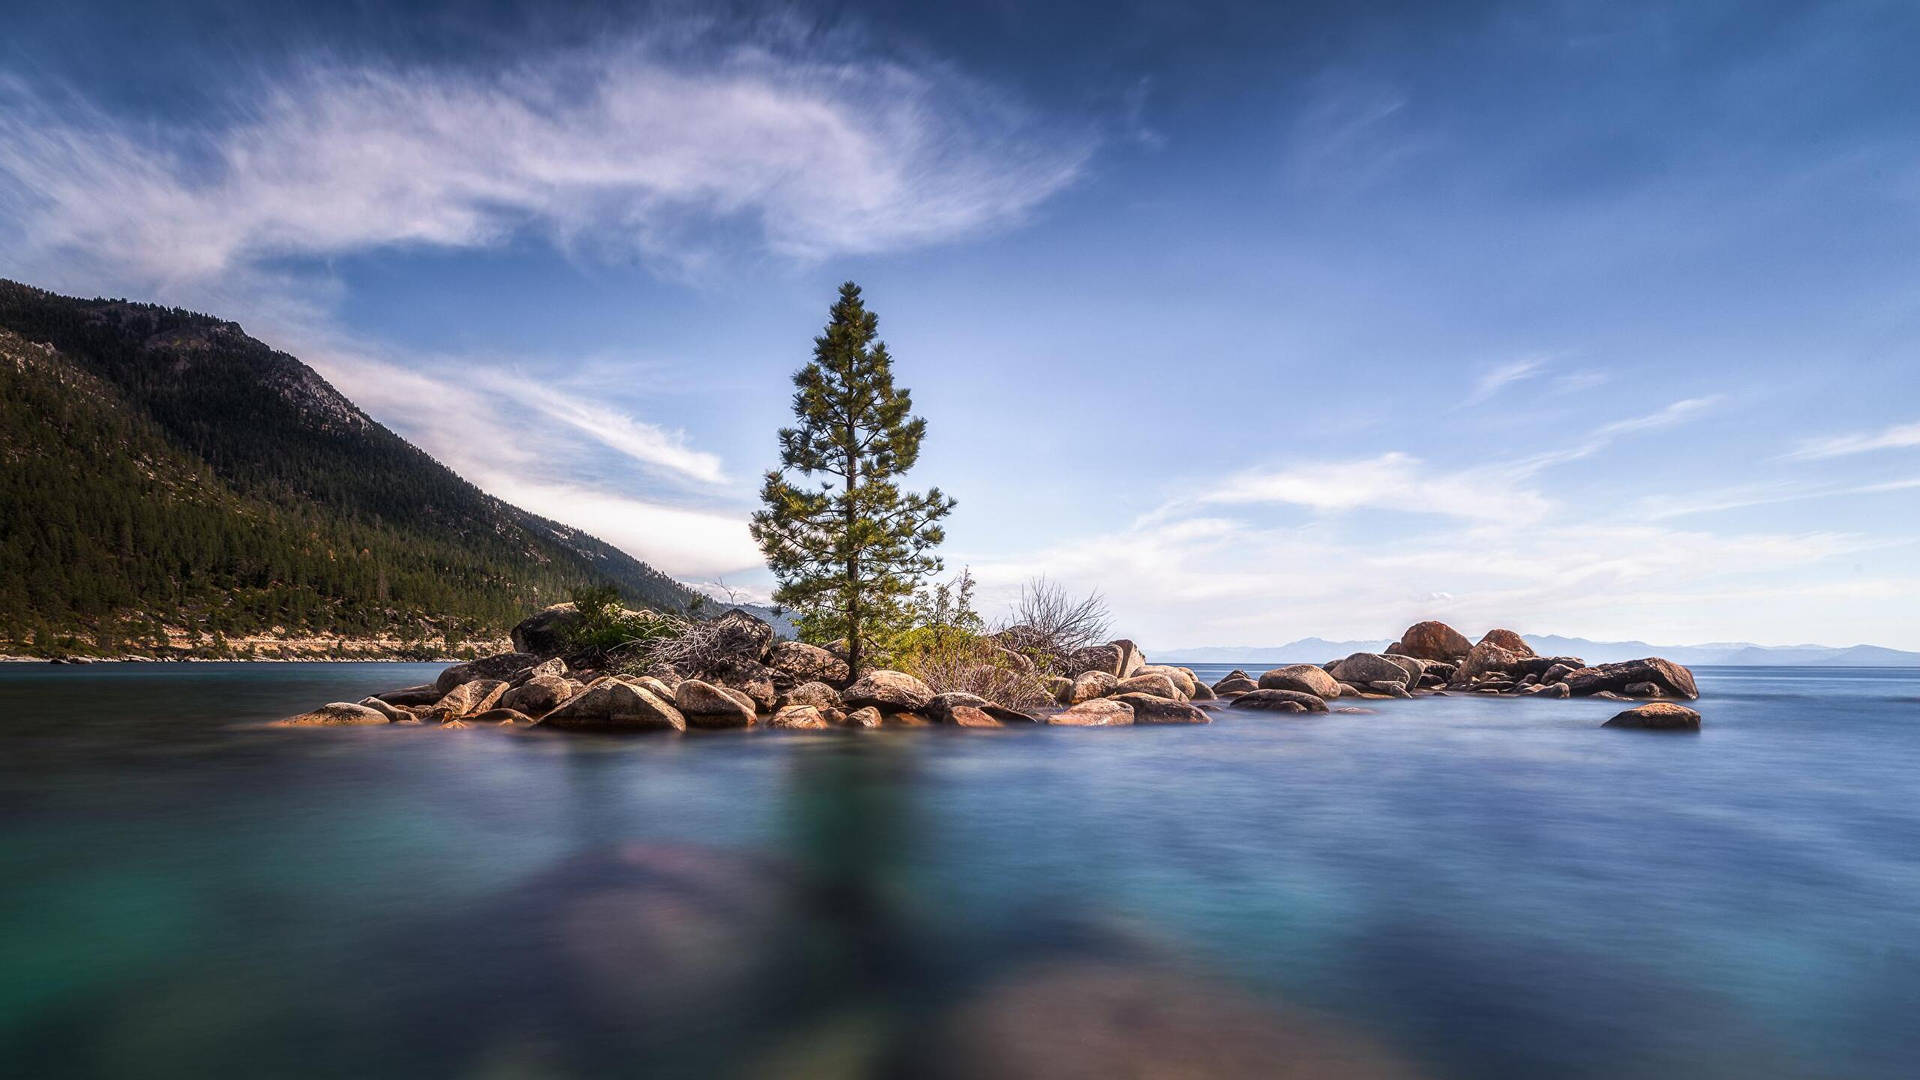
3, 0, 1918, 649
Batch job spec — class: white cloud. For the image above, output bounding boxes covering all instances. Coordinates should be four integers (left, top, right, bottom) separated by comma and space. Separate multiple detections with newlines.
469, 373, 727, 487
1466, 356, 1547, 404
1194, 452, 1555, 522
1636, 475, 1920, 519
0, 30, 1090, 287
1784, 419, 1920, 461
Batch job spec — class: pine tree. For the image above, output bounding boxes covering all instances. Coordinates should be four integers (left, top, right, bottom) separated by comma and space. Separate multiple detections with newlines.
751, 282, 954, 675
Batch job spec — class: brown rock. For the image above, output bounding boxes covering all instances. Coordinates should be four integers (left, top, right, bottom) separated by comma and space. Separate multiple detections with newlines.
842, 706, 885, 728
1044, 675, 1075, 705
1137, 665, 1197, 697
1110, 693, 1210, 725
1211, 675, 1259, 695
1067, 643, 1124, 678
356, 696, 412, 722
842, 669, 935, 712
1048, 699, 1135, 726
769, 704, 833, 730
1455, 641, 1527, 683
1229, 689, 1331, 713
1604, 702, 1702, 730
674, 680, 757, 729
1565, 658, 1699, 700
500, 675, 571, 717
1112, 672, 1184, 700
376, 684, 442, 706
1394, 620, 1473, 661
510, 602, 584, 657
1327, 653, 1409, 690
278, 702, 390, 726
541, 681, 685, 732
768, 640, 851, 687
1257, 664, 1340, 700
781, 681, 843, 710
469, 708, 537, 727
1477, 628, 1535, 656
1069, 670, 1119, 704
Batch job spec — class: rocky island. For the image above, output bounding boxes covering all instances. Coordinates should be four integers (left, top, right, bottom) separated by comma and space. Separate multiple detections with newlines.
284, 611, 1703, 733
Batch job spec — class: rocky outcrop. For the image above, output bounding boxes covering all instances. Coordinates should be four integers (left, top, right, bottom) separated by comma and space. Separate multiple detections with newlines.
1066, 640, 1145, 679
674, 680, 757, 729
1603, 702, 1701, 730
1210, 671, 1259, 695
1110, 693, 1210, 725
1393, 620, 1472, 662
279, 701, 390, 726
1228, 689, 1331, 713
375, 683, 442, 706
1257, 664, 1340, 700
356, 696, 412, 722
1048, 699, 1135, 726
1327, 653, 1408, 690
1454, 641, 1527, 684
842, 669, 935, 712
510, 602, 583, 657
435, 651, 541, 693
767, 640, 850, 687
1565, 658, 1699, 700
541, 680, 685, 732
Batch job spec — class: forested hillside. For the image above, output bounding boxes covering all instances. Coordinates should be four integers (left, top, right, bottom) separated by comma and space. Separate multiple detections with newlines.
0, 280, 712, 657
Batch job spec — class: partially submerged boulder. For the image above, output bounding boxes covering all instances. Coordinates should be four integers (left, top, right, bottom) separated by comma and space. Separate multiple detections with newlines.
769, 704, 833, 730
279, 702, 390, 726
1110, 693, 1210, 725
1455, 641, 1528, 684
1048, 699, 1135, 726
376, 683, 442, 707
1603, 702, 1702, 730
541, 680, 685, 732
1112, 672, 1184, 700
1136, 665, 1197, 698
1257, 664, 1340, 700
1210, 672, 1259, 695
842, 669, 935, 712
1229, 689, 1331, 713
842, 706, 885, 729
674, 680, 757, 729
781, 681, 843, 710
1327, 653, 1408, 690
356, 696, 412, 722
1565, 658, 1699, 700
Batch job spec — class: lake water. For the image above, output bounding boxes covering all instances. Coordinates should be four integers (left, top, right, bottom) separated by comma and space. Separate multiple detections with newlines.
2, 662, 1916, 1078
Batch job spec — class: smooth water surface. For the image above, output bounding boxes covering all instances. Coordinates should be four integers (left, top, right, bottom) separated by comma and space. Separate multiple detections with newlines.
2, 663, 1917, 1077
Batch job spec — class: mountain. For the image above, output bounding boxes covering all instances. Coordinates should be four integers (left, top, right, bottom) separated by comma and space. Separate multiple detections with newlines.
1161, 633, 1920, 667
0, 279, 750, 657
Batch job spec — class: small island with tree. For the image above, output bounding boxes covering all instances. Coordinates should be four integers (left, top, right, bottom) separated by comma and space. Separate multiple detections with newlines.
281, 283, 1704, 735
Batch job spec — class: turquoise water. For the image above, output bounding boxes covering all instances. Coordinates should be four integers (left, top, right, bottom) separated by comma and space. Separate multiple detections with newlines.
1, 662, 1916, 1077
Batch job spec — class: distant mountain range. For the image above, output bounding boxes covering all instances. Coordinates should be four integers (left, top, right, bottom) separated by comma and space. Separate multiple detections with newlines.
0, 279, 776, 657
1161, 635, 1920, 667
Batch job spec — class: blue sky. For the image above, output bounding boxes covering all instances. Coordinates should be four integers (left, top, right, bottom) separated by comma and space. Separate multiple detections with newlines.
4, 0, 1918, 648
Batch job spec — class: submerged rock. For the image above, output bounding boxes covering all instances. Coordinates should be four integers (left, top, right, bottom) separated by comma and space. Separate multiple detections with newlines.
769, 704, 833, 729
1110, 692, 1210, 725
1327, 653, 1408, 690
1229, 689, 1331, 713
279, 702, 390, 726
842, 706, 885, 728
1604, 702, 1702, 730
1048, 699, 1135, 726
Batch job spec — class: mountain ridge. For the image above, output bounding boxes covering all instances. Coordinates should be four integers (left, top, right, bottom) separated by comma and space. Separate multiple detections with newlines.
0, 279, 769, 657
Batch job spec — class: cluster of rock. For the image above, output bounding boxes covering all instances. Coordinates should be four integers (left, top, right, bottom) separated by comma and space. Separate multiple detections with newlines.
1198, 619, 1701, 729
282, 609, 1701, 733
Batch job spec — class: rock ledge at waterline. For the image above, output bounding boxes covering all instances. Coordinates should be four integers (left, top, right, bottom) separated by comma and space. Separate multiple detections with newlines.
281, 609, 1704, 734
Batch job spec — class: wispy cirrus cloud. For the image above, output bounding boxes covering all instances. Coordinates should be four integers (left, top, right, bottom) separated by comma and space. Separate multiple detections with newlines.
0, 29, 1091, 288
1466, 356, 1548, 404
1784, 419, 1920, 461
